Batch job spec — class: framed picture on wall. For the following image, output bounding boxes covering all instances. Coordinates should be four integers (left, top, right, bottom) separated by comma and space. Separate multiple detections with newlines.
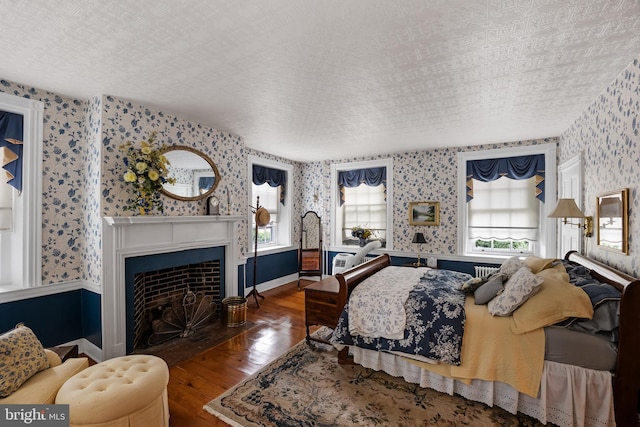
409, 201, 440, 226
596, 188, 629, 255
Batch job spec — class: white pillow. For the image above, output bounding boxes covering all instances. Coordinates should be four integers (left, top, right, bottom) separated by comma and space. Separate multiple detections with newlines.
488, 266, 543, 316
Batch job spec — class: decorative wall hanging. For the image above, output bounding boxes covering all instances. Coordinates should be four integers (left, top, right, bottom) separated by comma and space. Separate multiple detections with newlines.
409, 201, 440, 226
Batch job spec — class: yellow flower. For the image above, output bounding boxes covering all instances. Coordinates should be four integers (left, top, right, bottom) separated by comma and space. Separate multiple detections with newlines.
123, 171, 137, 182
120, 131, 172, 215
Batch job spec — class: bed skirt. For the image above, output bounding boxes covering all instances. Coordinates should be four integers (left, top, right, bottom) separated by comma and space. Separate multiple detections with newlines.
351, 347, 615, 427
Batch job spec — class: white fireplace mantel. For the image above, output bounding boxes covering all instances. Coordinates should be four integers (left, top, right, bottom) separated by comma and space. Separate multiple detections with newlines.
102, 215, 242, 359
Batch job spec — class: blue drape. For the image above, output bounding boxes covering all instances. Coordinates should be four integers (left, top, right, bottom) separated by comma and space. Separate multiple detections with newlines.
338, 167, 386, 206
198, 177, 215, 193
466, 154, 545, 202
0, 112, 23, 192
252, 165, 286, 205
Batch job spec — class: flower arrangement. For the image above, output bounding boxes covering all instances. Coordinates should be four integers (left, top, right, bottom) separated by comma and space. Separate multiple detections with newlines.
120, 131, 175, 215
351, 226, 374, 240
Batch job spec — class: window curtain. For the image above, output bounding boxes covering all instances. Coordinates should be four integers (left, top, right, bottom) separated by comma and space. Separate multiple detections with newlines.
466, 154, 545, 203
338, 167, 386, 206
198, 176, 215, 194
0, 112, 24, 192
252, 165, 286, 205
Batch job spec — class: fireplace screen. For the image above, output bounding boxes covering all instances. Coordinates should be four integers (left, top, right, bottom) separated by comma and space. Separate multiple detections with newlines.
133, 260, 221, 349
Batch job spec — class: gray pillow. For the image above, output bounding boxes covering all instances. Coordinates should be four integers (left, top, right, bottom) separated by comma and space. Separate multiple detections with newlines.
499, 256, 525, 279
474, 274, 504, 305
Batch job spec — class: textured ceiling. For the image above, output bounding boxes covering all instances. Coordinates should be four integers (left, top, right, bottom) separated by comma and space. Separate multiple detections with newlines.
2, 0, 640, 162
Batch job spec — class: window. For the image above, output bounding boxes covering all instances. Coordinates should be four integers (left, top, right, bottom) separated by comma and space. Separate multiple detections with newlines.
457, 144, 557, 258
467, 177, 539, 254
248, 155, 292, 251
0, 92, 44, 291
251, 182, 279, 245
331, 159, 393, 249
342, 184, 387, 245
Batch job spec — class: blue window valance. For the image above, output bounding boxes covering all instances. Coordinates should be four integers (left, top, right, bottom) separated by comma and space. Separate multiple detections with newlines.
253, 165, 286, 205
0, 112, 23, 192
466, 154, 545, 203
338, 167, 386, 206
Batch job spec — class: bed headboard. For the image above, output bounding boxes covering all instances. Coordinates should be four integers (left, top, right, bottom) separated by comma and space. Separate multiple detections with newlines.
566, 250, 640, 426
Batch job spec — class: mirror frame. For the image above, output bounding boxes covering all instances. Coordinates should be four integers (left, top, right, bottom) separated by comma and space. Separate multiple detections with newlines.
596, 188, 629, 255
159, 146, 221, 201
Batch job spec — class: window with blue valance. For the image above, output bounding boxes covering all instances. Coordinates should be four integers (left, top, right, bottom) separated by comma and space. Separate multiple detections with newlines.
466, 154, 545, 203
198, 176, 215, 194
338, 167, 387, 206
252, 164, 286, 205
0, 111, 24, 192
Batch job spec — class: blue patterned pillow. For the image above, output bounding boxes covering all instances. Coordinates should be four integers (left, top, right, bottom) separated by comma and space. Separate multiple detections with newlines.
488, 267, 543, 316
0, 325, 50, 397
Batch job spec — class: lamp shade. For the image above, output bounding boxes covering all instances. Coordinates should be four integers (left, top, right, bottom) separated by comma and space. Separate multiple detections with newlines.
599, 197, 622, 218
548, 199, 586, 219
412, 232, 427, 244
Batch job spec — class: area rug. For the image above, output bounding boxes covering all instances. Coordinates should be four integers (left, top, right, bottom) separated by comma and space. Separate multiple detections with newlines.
203, 329, 546, 426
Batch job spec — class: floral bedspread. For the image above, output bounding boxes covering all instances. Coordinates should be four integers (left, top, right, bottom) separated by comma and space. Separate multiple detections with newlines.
348, 266, 428, 339
332, 268, 471, 366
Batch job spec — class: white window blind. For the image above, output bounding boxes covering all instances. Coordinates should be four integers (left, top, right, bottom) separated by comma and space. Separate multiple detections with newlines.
342, 184, 387, 241
467, 176, 540, 241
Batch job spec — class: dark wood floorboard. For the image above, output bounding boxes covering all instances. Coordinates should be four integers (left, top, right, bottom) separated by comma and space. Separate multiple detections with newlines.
167, 279, 317, 426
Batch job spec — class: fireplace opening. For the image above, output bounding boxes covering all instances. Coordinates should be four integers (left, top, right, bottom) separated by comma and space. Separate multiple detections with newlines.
133, 260, 221, 350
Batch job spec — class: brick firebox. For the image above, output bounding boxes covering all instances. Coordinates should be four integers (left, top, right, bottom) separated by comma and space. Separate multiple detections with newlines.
133, 260, 221, 349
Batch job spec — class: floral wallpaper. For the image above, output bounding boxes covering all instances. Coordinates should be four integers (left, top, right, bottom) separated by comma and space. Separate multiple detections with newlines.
559, 54, 640, 277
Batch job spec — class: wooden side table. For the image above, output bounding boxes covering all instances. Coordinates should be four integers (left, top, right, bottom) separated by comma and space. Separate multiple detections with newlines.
304, 276, 342, 344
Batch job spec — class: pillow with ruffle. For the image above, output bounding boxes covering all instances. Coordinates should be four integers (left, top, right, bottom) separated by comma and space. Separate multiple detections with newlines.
0, 324, 50, 398
488, 266, 543, 316
499, 256, 525, 279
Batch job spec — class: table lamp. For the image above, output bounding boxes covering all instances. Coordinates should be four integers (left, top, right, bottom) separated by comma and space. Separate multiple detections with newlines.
412, 232, 427, 267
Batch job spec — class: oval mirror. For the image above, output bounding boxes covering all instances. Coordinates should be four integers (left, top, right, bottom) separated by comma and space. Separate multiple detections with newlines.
159, 146, 221, 201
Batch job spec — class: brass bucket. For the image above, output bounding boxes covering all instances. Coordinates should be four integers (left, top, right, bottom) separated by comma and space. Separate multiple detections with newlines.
221, 296, 247, 327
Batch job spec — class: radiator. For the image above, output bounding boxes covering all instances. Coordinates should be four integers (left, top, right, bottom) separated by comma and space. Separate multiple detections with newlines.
360, 255, 377, 265
474, 266, 499, 277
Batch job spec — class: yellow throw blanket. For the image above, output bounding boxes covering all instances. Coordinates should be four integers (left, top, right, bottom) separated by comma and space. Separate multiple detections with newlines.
406, 296, 545, 397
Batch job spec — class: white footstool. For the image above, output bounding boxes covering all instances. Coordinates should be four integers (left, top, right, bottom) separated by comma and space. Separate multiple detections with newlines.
55, 355, 169, 427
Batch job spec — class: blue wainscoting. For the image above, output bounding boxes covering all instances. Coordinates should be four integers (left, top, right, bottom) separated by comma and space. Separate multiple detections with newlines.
0, 290, 84, 347
245, 249, 298, 290
327, 251, 500, 277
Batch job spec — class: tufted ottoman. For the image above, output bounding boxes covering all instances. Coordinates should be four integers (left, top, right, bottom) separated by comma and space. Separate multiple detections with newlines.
55, 355, 169, 427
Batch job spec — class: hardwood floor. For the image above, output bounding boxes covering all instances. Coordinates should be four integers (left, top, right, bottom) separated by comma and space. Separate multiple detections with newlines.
167, 279, 318, 426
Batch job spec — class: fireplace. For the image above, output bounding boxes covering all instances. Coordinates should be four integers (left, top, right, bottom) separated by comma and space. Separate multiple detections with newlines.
102, 215, 242, 360
132, 258, 222, 350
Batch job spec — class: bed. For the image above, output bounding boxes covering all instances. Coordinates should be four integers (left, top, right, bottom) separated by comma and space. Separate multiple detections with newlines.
330, 251, 640, 427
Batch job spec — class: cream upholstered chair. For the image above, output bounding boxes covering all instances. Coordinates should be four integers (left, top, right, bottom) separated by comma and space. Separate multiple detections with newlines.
0, 348, 88, 404
55, 355, 170, 427
0, 324, 89, 404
